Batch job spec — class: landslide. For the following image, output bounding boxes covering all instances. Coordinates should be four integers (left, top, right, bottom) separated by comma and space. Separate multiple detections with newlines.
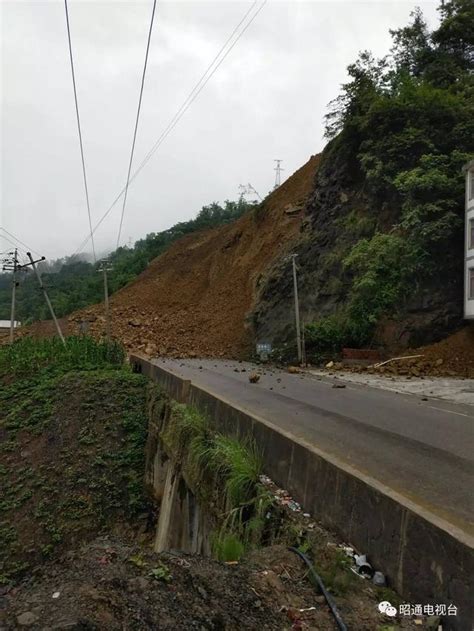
68, 155, 320, 357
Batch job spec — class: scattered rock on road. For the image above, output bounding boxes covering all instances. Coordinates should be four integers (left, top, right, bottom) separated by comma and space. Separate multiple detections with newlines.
249, 372, 260, 383
287, 366, 300, 374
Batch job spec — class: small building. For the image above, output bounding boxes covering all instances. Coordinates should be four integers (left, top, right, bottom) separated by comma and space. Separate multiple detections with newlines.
464, 160, 474, 319
0, 320, 21, 330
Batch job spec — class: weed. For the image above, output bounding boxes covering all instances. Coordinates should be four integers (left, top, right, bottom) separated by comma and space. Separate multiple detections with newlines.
318, 549, 356, 596
204, 435, 263, 508
163, 404, 208, 455
296, 540, 311, 555
211, 532, 245, 562
128, 554, 147, 569
149, 563, 172, 583
161, 403, 276, 562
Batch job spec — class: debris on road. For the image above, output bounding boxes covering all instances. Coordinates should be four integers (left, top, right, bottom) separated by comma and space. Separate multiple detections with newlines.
249, 372, 261, 383
372, 355, 424, 369
287, 366, 301, 374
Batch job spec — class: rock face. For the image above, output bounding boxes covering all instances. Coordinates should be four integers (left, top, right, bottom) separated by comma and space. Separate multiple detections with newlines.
252, 139, 464, 353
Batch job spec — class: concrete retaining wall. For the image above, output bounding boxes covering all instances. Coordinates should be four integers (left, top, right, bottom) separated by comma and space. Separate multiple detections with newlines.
132, 354, 474, 631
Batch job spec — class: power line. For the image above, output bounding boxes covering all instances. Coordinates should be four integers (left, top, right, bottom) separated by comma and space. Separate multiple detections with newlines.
116, 0, 157, 249
72, 0, 267, 257
0, 232, 26, 253
64, 0, 96, 262
0, 227, 41, 257
73, 1, 262, 256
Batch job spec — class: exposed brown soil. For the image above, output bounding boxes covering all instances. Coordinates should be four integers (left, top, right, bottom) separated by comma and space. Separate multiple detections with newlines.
1, 536, 427, 631
408, 325, 474, 377
337, 325, 474, 378
11, 319, 70, 342
0, 538, 326, 630
67, 155, 320, 358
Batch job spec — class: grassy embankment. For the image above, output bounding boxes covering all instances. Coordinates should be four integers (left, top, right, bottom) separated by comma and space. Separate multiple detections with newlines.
0, 337, 149, 584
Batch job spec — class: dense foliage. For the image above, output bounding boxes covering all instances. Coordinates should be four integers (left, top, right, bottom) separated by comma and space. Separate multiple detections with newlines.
307, 0, 474, 354
0, 199, 253, 323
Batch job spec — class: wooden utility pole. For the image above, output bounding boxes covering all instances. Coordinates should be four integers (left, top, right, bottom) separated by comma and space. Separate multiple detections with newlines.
98, 258, 113, 343
25, 253, 66, 345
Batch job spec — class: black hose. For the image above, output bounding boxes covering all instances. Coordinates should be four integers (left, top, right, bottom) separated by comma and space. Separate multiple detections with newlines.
289, 546, 348, 631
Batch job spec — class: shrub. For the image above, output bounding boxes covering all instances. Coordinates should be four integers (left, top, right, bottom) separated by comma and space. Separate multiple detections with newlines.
343, 232, 424, 345
305, 313, 349, 355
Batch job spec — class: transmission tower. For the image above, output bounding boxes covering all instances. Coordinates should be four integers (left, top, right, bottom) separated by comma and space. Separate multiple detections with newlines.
238, 183, 262, 202
274, 160, 284, 189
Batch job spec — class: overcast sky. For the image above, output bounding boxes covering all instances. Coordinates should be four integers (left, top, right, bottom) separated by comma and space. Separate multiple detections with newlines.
1, 0, 439, 261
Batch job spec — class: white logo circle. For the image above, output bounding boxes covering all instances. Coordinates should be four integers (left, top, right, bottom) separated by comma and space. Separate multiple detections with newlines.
378, 601, 391, 613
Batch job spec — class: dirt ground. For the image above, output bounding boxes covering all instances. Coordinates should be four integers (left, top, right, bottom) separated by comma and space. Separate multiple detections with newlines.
408, 325, 474, 377
333, 325, 474, 379
2, 537, 310, 630
65, 156, 320, 359
1, 535, 430, 631
10, 319, 70, 342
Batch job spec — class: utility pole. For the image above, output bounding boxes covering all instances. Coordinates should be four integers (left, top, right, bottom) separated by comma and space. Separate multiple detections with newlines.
289, 253, 302, 364
98, 258, 113, 343
24, 253, 66, 345
274, 160, 284, 190
2, 248, 20, 344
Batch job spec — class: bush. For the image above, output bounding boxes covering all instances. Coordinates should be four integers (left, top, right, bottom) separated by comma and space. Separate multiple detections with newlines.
317, 1, 473, 343
305, 232, 424, 353
305, 313, 349, 355
343, 232, 424, 345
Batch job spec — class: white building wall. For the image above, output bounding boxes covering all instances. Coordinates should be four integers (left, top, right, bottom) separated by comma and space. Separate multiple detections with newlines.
464, 162, 474, 319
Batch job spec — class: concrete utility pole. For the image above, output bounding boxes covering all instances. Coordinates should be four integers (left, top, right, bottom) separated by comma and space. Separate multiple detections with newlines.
2, 248, 19, 344
9, 250, 17, 344
274, 160, 284, 190
289, 253, 302, 364
25, 253, 66, 345
98, 258, 113, 343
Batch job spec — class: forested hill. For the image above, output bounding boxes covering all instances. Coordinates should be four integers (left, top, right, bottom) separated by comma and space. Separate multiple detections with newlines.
254, 0, 474, 354
0, 199, 254, 323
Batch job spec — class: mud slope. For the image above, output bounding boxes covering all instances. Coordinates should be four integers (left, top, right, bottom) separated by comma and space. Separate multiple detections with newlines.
70, 155, 320, 357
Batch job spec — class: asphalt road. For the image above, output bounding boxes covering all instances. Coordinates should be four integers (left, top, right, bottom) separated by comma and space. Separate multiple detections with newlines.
156, 358, 474, 534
